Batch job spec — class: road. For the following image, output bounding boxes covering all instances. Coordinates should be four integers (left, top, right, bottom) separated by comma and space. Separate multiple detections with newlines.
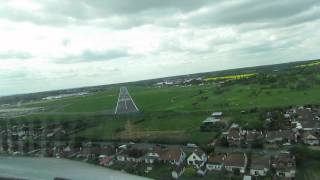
115, 87, 139, 114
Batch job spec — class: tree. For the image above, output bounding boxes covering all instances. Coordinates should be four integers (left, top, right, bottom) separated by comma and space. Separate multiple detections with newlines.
295, 80, 310, 90
251, 138, 264, 149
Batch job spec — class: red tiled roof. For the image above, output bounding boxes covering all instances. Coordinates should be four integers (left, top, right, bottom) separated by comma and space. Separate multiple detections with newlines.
251, 155, 270, 169
224, 152, 246, 167
156, 147, 183, 161
207, 154, 224, 164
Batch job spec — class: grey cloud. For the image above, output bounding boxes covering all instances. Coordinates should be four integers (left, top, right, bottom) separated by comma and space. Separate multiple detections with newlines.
61, 38, 71, 46
1, 0, 319, 30
51, 0, 212, 16
56, 49, 129, 63
189, 0, 320, 27
0, 0, 213, 28
0, 51, 32, 60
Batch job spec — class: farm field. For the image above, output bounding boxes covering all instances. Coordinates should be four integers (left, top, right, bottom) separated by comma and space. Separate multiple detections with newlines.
77, 111, 216, 145
130, 84, 320, 112
21, 83, 320, 115
11, 59, 320, 145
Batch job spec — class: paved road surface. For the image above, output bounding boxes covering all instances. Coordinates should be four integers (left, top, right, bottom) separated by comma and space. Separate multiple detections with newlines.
115, 87, 139, 114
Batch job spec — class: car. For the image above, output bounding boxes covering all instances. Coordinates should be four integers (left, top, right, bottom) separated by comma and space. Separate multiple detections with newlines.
129, 141, 135, 145
186, 143, 198, 148
118, 145, 127, 149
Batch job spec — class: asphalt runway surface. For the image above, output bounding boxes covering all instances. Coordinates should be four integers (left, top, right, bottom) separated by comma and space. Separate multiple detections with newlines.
115, 87, 139, 114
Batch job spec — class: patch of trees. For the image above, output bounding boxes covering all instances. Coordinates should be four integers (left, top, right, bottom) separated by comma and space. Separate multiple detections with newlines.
295, 80, 311, 91
290, 146, 320, 165
213, 86, 225, 95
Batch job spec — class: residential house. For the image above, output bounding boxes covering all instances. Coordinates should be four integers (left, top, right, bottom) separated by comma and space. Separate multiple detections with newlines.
272, 152, 296, 178
227, 126, 243, 146
58, 146, 80, 158
144, 149, 160, 164
172, 163, 185, 179
187, 148, 207, 168
266, 130, 297, 145
295, 108, 320, 131
158, 147, 186, 165
224, 152, 247, 174
245, 130, 263, 144
296, 108, 314, 122
300, 120, 320, 132
99, 156, 114, 167
116, 148, 146, 163
78, 146, 116, 160
250, 155, 270, 176
302, 132, 319, 145
206, 154, 225, 171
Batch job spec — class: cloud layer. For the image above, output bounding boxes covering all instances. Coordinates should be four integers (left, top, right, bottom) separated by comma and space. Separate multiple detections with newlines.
0, 0, 320, 95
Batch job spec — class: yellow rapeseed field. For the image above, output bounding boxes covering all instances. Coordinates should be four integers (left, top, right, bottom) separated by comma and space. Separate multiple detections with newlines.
204, 73, 257, 81
295, 61, 320, 68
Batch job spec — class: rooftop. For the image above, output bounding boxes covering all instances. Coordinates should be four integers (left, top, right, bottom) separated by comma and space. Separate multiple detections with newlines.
251, 155, 270, 170
224, 152, 246, 167
207, 154, 225, 164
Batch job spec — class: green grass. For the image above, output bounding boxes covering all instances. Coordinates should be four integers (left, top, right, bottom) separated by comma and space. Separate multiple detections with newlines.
22, 82, 320, 114
130, 84, 320, 112
296, 161, 320, 180
16, 69, 320, 145
76, 112, 216, 145
145, 164, 172, 180
76, 117, 127, 140
23, 89, 118, 113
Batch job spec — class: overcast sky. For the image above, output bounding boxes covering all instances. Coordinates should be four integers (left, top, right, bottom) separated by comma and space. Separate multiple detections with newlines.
1, 0, 320, 96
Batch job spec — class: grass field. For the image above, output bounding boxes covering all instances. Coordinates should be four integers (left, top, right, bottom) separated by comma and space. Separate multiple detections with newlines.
24, 89, 118, 113
130, 83, 320, 113
296, 161, 320, 180
15, 62, 320, 145
22, 81, 320, 114
19, 78, 320, 145
77, 111, 216, 144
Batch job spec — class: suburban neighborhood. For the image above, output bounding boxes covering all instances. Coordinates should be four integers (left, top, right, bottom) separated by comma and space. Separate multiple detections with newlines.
0, 105, 319, 179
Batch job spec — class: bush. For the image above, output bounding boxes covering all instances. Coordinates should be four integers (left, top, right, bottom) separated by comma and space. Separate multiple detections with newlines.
290, 146, 320, 165
115, 127, 125, 133
133, 119, 145, 125
184, 167, 197, 177
295, 80, 310, 90
213, 87, 224, 94
251, 138, 264, 149
220, 137, 229, 147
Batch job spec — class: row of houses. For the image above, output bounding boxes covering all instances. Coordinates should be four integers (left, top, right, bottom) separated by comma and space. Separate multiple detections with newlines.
205, 152, 296, 178
225, 121, 320, 147
50, 142, 295, 179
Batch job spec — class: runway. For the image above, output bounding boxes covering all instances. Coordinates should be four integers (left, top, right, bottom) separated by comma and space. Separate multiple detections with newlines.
115, 87, 139, 114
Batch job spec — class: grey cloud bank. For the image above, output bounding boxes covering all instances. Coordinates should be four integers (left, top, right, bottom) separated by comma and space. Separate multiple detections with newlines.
0, 0, 319, 95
